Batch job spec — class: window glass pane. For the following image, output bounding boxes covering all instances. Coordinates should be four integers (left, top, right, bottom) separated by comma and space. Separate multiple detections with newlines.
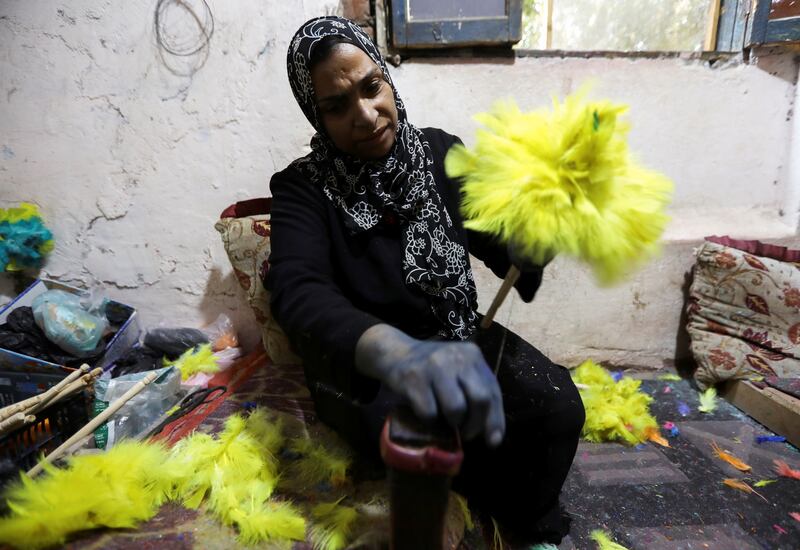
518, 0, 714, 51
408, 0, 506, 21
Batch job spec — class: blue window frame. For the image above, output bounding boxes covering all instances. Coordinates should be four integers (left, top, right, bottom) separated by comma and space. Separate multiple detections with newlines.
391, 0, 523, 48
748, 0, 800, 45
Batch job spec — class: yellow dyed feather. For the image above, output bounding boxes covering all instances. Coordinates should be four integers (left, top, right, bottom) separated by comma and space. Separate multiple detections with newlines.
711, 441, 751, 472
310, 498, 360, 550
0, 440, 171, 549
590, 529, 630, 550
447, 90, 672, 284
453, 493, 474, 531
230, 500, 307, 546
287, 437, 351, 488
698, 387, 717, 413
164, 343, 220, 380
723, 478, 768, 502
754, 479, 777, 487
572, 360, 657, 445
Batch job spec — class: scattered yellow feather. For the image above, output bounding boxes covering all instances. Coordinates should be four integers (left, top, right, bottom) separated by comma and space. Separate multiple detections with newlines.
590, 529, 629, 550
572, 360, 657, 445
287, 437, 351, 489
698, 387, 717, 413
711, 441, 751, 472
490, 517, 504, 550
453, 493, 474, 531
754, 479, 777, 487
164, 343, 220, 380
310, 498, 359, 550
447, 89, 672, 284
723, 478, 768, 502
0, 441, 171, 549
657, 373, 681, 381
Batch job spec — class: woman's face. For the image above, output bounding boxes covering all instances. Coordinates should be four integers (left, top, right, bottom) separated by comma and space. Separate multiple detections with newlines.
311, 43, 398, 160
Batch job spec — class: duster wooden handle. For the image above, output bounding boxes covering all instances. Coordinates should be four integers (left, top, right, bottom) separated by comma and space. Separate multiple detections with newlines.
27, 371, 159, 477
0, 364, 90, 422
480, 265, 520, 329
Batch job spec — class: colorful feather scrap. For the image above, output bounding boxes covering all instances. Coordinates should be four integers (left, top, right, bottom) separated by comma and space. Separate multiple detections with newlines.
698, 387, 717, 413
723, 478, 768, 502
572, 360, 658, 445
0, 202, 54, 271
164, 343, 220, 381
446, 90, 672, 284
589, 529, 629, 550
774, 460, 800, 480
711, 442, 751, 472
0, 440, 172, 549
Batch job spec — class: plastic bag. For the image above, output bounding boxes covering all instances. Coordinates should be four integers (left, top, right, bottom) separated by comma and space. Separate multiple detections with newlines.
143, 327, 209, 359
31, 289, 108, 357
201, 313, 238, 351
93, 366, 181, 449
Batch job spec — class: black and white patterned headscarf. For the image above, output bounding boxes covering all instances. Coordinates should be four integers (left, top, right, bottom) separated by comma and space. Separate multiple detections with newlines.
286, 16, 477, 340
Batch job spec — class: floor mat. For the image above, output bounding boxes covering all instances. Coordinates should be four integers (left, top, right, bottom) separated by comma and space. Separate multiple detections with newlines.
64, 356, 800, 549
559, 378, 800, 550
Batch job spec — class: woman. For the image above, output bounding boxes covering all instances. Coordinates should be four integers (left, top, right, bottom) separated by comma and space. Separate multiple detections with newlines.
267, 16, 585, 545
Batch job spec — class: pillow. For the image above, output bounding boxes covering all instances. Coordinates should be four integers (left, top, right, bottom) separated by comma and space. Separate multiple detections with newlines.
687, 237, 800, 389
215, 198, 300, 365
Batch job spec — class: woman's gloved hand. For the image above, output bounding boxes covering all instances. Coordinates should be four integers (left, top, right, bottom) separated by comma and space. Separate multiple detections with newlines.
355, 324, 505, 447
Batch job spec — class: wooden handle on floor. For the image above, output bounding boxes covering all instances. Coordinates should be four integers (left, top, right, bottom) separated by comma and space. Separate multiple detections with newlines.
27, 371, 159, 477
480, 265, 520, 329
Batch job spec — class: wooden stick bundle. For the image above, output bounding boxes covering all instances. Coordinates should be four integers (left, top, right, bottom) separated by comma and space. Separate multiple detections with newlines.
0, 364, 90, 422
27, 371, 158, 477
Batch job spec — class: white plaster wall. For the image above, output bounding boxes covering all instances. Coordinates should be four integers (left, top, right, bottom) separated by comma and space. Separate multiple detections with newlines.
1, 1, 798, 366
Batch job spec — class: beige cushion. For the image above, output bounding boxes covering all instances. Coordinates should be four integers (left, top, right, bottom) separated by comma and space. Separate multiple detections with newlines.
688, 238, 800, 389
215, 199, 300, 365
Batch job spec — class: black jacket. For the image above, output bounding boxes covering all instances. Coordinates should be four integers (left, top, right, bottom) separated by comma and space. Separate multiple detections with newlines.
266, 127, 543, 436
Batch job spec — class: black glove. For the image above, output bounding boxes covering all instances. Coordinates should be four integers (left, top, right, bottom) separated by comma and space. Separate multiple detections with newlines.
355, 324, 505, 447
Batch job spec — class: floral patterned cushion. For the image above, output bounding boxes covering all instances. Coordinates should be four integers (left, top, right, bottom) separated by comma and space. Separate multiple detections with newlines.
215, 198, 300, 365
687, 237, 800, 389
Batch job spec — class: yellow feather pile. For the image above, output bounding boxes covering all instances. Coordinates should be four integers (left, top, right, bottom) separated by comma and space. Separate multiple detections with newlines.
167, 411, 306, 544
446, 90, 673, 284
0, 441, 172, 549
287, 436, 352, 489
590, 529, 630, 550
573, 360, 658, 445
164, 343, 220, 380
310, 498, 360, 550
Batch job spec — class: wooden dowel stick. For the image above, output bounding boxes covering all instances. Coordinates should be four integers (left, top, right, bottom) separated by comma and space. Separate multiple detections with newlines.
0, 365, 90, 422
480, 265, 521, 329
27, 371, 158, 477
0, 413, 35, 436
27, 368, 102, 416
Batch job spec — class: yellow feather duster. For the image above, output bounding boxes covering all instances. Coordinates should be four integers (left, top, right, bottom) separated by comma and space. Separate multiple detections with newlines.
310, 498, 360, 550
0, 440, 171, 549
164, 343, 220, 380
446, 89, 673, 284
573, 360, 658, 445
